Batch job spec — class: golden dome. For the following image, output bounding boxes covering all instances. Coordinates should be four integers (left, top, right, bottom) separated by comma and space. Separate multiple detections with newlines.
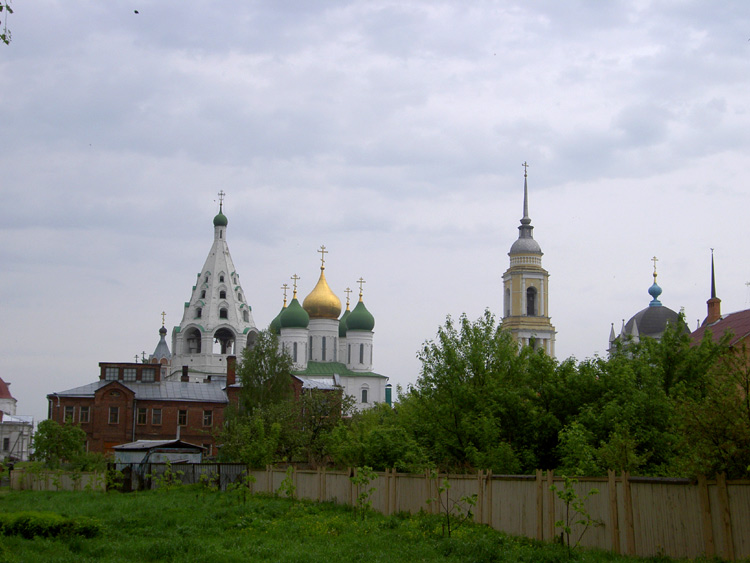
303, 266, 342, 319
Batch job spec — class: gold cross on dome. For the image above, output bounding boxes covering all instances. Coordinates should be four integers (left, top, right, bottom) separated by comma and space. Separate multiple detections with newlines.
522, 161, 530, 177
651, 256, 659, 274
290, 273, 300, 292
357, 277, 366, 299
161, 311, 166, 326
217, 190, 225, 206
281, 283, 289, 305
318, 245, 328, 267
344, 287, 352, 306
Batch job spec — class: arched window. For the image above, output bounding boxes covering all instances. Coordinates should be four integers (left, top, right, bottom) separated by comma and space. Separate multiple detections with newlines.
219, 308, 228, 319
309, 337, 313, 360
195, 307, 202, 319
243, 310, 249, 322
359, 344, 364, 364
505, 288, 511, 317
526, 287, 537, 316
361, 386, 369, 404
219, 275, 225, 282
185, 328, 202, 354
219, 290, 226, 299
293, 342, 298, 363
200, 290, 206, 298
213, 328, 234, 354
322, 336, 326, 361
237, 293, 242, 302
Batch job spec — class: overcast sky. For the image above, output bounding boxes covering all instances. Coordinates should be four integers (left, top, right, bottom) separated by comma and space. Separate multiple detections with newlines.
2, 1, 750, 424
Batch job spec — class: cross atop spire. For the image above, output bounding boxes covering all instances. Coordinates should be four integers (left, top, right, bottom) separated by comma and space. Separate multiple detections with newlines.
357, 277, 366, 301
161, 311, 166, 326
217, 190, 225, 212
520, 162, 531, 227
281, 283, 289, 306
291, 274, 300, 298
344, 287, 352, 308
317, 245, 328, 269
522, 161, 530, 177
651, 255, 659, 281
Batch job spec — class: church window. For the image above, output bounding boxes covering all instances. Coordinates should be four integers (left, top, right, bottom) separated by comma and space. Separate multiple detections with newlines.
123, 368, 136, 382
200, 290, 206, 298
219, 230, 223, 239
526, 287, 537, 316
196, 307, 202, 319
109, 407, 119, 425
152, 408, 162, 425
220, 308, 228, 319
348, 345, 351, 364
359, 344, 364, 364
370, 347, 373, 364
309, 337, 313, 360
178, 410, 187, 426
505, 288, 511, 317
334, 337, 337, 361
64, 406, 74, 422
322, 337, 326, 361
219, 275, 225, 282
137, 408, 147, 425
79, 406, 90, 424
105, 367, 118, 381
220, 290, 226, 299
243, 310, 249, 322
361, 386, 369, 404
141, 368, 155, 382
293, 342, 298, 362
205, 275, 209, 283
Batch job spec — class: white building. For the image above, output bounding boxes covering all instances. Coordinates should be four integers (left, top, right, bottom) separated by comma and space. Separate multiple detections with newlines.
0, 377, 33, 461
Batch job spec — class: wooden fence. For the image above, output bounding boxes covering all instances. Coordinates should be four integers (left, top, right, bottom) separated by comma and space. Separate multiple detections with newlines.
24, 464, 748, 560
245, 467, 749, 561
10, 469, 106, 492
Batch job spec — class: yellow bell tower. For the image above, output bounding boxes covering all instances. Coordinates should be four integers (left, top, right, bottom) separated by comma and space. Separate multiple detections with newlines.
501, 163, 556, 357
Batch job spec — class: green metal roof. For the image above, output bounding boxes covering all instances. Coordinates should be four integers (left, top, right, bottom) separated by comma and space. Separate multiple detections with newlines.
294, 361, 387, 379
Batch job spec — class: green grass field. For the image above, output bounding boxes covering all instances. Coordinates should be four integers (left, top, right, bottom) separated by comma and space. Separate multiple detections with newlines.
0, 487, 717, 562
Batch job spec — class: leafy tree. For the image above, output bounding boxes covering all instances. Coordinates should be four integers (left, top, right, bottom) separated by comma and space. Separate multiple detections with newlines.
0, 2, 12, 45
297, 388, 355, 466
31, 420, 86, 469
237, 330, 294, 416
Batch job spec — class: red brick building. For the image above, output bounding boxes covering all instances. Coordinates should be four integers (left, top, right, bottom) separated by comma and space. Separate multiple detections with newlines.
47, 360, 236, 456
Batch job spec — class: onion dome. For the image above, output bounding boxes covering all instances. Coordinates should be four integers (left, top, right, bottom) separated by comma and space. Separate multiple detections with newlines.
346, 298, 374, 331
269, 307, 284, 335
280, 297, 309, 329
339, 290, 351, 337
303, 258, 341, 319
213, 210, 228, 227
151, 325, 171, 362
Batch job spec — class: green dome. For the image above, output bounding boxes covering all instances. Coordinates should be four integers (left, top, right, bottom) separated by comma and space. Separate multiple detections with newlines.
279, 298, 309, 329
269, 306, 284, 335
338, 309, 350, 337
213, 211, 228, 227
346, 300, 374, 331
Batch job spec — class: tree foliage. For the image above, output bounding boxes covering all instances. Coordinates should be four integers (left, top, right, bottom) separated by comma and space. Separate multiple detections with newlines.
32, 420, 86, 469
1, 2, 12, 45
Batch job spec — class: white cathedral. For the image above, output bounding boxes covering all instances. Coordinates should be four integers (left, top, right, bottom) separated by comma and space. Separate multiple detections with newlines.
158, 195, 388, 411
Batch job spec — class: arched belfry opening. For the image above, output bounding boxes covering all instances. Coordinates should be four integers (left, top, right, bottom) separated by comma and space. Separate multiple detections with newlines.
526, 287, 537, 316
213, 328, 235, 355
185, 328, 202, 354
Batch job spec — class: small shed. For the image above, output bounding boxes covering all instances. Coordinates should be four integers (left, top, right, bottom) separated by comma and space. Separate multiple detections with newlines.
113, 439, 204, 465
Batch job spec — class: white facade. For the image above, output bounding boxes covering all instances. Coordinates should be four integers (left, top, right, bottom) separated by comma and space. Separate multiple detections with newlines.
170, 207, 259, 382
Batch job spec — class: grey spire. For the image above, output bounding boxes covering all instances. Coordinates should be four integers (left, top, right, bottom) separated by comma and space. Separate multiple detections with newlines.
710, 249, 716, 299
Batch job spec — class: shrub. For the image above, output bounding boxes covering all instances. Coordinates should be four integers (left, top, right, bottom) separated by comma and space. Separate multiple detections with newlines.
0, 511, 101, 539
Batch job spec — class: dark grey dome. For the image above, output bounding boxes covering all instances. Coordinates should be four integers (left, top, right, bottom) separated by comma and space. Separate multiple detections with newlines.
509, 237, 542, 255
624, 306, 680, 339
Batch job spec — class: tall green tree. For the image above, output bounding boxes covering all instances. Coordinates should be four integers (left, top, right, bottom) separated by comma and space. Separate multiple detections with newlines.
236, 330, 294, 416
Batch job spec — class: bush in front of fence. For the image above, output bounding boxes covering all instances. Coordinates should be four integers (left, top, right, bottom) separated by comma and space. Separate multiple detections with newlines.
0, 511, 101, 539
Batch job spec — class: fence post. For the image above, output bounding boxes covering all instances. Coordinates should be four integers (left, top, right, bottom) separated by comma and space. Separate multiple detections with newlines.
608, 470, 620, 554
697, 474, 715, 558
485, 470, 493, 528
622, 471, 635, 555
546, 470, 555, 540
716, 473, 735, 561
476, 470, 484, 525
536, 469, 544, 540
